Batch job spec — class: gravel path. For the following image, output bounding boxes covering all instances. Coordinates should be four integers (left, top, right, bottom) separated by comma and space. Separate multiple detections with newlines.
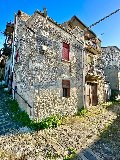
0, 87, 120, 159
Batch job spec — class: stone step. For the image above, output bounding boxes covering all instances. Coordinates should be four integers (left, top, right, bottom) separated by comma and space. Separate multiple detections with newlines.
0, 126, 19, 136
0, 120, 11, 125
0, 116, 11, 122
0, 127, 19, 136
78, 153, 88, 160
0, 110, 4, 114
0, 114, 9, 119
0, 109, 10, 112
77, 148, 102, 160
83, 148, 101, 160
1, 122, 17, 131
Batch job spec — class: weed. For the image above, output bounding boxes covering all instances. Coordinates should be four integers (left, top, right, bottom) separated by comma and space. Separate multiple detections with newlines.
63, 147, 77, 160
6, 99, 63, 131
32, 114, 63, 130
76, 107, 87, 116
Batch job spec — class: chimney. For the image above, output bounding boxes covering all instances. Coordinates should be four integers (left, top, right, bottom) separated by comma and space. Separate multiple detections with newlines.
17, 10, 22, 17
43, 8, 47, 17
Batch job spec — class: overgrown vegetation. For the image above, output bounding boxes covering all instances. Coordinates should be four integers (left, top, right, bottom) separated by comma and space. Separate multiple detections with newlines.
6, 99, 63, 131
102, 100, 120, 110
32, 114, 62, 130
110, 89, 119, 101
2, 44, 12, 57
6, 98, 89, 131
63, 147, 77, 160
76, 107, 87, 116
0, 59, 5, 68
6, 99, 32, 127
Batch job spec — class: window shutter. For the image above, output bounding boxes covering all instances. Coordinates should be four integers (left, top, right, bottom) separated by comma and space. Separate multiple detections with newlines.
62, 42, 70, 61
62, 80, 70, 88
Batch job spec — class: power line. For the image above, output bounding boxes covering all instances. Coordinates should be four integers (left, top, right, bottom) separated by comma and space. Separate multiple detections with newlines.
88, 8, 120, 29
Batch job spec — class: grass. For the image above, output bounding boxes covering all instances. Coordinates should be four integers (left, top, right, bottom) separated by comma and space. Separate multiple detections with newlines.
5, 91, 120, 150
6, 97, 89, 131
6, 99, 63, 131
63, 148, 77, 160
2, 90, 120, 159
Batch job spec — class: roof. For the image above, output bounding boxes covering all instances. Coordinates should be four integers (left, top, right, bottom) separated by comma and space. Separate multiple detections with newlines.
17, 10, 30, 21
72, 16, 97, 36
35, 10, 72, 34
66, 15, 101, 42
102, 46, 120, 52
17, 9, 73, 36
16, 9, 100, 44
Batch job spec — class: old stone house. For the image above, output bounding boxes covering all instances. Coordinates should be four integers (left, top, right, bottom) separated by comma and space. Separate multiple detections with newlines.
63, 16, 106, 107
4, 9, 106, 120
0, 49, 7, 81
100, 46, 120, 98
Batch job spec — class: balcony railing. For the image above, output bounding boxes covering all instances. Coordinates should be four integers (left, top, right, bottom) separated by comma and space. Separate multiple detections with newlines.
85, 40, 101, 54
86, 64, 104, 78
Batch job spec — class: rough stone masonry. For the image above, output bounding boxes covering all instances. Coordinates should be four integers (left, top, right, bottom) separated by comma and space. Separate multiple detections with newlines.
13, 10, 84, 120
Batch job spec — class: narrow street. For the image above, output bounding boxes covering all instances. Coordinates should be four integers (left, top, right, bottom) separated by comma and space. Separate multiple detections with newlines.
0, 87, 120, 159
0, 87, 22, 135
0, 1, 120, 159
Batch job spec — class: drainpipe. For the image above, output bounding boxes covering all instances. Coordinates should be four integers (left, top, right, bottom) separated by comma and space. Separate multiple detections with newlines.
12, 13, 17, 99
82, 32, 86, 108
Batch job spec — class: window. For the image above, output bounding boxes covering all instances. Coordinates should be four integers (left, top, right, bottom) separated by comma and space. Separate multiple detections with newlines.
63, 88, 68, 97
62, 80, 70, 97
62, 42, 70, 61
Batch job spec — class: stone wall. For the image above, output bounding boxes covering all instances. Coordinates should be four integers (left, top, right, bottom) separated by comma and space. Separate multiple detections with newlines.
97, 79, 105, 103
104, 66, 119, 91
0, 68, 4, 80
0, 56, 6, 81
101, 46, 120, 91
13, 15, 36, 118
14, 11, 84, 120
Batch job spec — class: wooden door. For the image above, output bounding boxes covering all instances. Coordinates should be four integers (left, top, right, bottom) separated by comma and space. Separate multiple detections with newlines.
86, 82, 98, 107
91, 83, 98, 106
86, 83, 91, 107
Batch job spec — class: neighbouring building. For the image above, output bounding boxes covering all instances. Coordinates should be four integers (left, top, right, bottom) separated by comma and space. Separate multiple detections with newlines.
100, 46, 120, 98
0, 49, 6, 81
63, 16, 106, 106
4, 9, 106, 120
4, 22, 14, 92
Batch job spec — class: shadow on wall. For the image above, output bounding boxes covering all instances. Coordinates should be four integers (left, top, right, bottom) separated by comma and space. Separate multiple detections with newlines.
71, 102, 120, 160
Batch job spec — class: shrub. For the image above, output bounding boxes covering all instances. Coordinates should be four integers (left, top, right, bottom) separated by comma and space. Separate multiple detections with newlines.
76, 107, 87, 116
32, 114, 63, 130
7, 99, 32, 127
110, 90, 119, 101
63, 147, 77, 160
6, 99, 63, 130
7, 99, 20, 112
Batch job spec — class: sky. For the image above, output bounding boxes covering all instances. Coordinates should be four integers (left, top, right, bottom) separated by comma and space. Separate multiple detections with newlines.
0, 0, 120, 48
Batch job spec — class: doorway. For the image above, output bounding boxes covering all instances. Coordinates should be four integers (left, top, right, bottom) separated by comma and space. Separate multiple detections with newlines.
86, 82, 98, 107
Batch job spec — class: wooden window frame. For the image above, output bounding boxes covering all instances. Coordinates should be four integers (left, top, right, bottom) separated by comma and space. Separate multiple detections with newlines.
62, 42, 70, 62
62, 80, 70, 97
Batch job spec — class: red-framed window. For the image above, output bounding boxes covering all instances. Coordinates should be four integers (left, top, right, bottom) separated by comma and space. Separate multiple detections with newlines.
62, 42, 70, 61
62, 80, 70, 97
